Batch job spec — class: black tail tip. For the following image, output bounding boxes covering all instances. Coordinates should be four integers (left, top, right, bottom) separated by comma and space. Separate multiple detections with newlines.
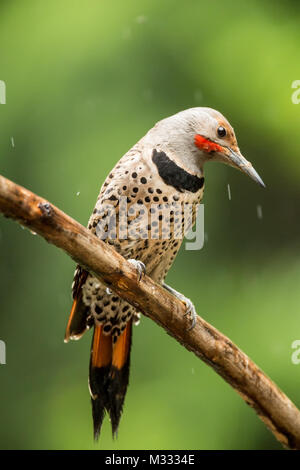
91, 396, 105, 441
91, 397, 121, 441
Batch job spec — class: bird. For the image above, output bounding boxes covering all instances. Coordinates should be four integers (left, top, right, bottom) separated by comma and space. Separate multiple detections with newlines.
64, 107, 265, 440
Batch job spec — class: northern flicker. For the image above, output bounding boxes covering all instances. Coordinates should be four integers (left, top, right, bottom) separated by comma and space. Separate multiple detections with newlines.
64, 107, 264, 439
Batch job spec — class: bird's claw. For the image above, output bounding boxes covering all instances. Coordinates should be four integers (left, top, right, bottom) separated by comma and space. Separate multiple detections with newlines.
183, 298, 197, 331
128, 259, 146, 281
163, 283, 197, 331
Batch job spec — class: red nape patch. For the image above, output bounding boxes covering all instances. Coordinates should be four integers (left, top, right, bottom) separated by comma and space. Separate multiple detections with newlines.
194, 134, 223, 153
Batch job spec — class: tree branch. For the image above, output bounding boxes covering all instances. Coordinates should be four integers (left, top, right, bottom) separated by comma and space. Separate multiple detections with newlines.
0, 173, 299, 450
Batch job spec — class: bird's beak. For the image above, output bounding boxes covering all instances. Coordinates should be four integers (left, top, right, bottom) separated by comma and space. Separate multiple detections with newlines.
225, 148, 265, 188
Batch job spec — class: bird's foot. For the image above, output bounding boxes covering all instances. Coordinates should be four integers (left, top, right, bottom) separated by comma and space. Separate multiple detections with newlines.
128, 259, 146, 281
163, 283, 197, 331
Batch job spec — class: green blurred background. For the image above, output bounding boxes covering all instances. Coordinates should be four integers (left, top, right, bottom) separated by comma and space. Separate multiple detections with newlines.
0, 0, 300, 450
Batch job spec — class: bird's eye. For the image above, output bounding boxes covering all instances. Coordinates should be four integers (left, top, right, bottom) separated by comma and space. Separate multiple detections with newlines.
217, 126, 226, 138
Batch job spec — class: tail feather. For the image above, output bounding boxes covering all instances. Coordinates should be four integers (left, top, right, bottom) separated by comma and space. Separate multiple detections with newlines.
89, 321, 132, 440
89, 364, 111, 439
65, 269, 89, 342
64, 296, 89, 342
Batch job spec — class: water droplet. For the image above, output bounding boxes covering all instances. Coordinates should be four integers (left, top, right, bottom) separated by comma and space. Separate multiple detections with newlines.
30, 230, 37, 235
122, 27, 131, 39
227, 183, 231, 201
11, 137, 15, 148
143, 89, 153, 101
76, 191, 80, 196
136, 15, 147, 24
257, 205, 263, 220
194, 89, 202, 103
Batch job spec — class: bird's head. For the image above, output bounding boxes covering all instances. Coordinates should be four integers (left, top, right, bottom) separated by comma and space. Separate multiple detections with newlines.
147, 107, 265, 187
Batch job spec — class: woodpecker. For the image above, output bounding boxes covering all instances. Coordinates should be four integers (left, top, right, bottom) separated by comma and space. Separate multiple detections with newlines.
64, 107, 264, 439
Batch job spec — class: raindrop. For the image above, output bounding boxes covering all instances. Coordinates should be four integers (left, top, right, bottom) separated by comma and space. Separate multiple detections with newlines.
257, 205, 263, 220
76, 191, 80, 196
194, 89, 202, 103
11, 137, 15, 148
136, 15, 147, 24
122, 27, 131, 39
143, 89, 153, 101
227, 183, 231, 201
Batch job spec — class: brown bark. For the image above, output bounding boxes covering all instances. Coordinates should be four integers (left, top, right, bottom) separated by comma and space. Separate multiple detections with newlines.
0, 173, 299, 449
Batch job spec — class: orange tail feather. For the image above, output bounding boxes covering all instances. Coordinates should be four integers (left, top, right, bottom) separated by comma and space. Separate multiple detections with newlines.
89, 320, 132, 439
